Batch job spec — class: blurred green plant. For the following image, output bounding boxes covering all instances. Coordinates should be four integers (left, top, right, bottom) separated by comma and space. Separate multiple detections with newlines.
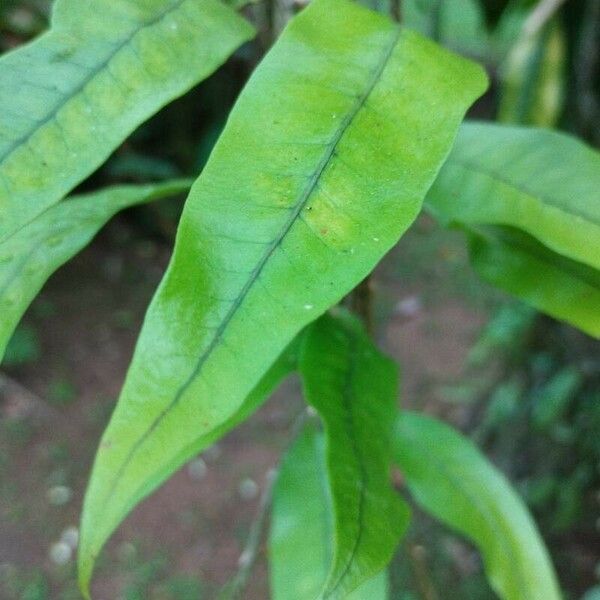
0, 0, 598, 599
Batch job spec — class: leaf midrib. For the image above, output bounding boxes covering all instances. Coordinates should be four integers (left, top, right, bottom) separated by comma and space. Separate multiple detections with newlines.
100, 25, 402, 518
0, 0, 189, 182
322, 333, 368, 599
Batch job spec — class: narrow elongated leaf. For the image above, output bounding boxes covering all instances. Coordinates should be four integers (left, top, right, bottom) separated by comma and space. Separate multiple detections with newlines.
270, 423, 388, 600
0, 180, 193, 362
299, 313, 409, 598
79, 0, 486, 589
94, 335, 302, 568
467, 226, 600, 338
427, 122, 600, 270
393, 411, 562, 600
0, 0, 254, 242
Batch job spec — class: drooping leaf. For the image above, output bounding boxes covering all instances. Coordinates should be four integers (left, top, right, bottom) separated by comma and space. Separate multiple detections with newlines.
467, 226, 600, 338
298, 313, 409, 598
79, 0, 486, 590
393, 411, 562, 600
270, 422, 389, 600
0, 0, 254, 242
426, 122, 600, 271
0, 180, 193, 362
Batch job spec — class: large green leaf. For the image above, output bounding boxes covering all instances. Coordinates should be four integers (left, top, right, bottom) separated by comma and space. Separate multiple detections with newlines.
393, 411, 562, 600
299, 313, 409, 598
467, 226, 600, 338
79, 0, 486, 590
0, 180, 193, 362
427, 122, 600, 270
270, 422, 389, 600
0, 0, 254, 242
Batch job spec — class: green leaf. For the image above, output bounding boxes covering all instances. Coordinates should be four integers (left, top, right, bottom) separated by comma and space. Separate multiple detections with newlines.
403, 0, 490, 58
79, 0, 486, 590
0, 0, 254, 242
393, 411, 562, 600
427, 122, 600, 271
467, 226, 600, 338
270, 422, 389, 600
0, 180, 192, 362
79, 335, 300, 596
299, 313, 409, 598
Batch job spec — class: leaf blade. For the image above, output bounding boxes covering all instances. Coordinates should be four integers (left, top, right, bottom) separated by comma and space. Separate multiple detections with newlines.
79, 0, 486, 589
78, 336, 300, 595
270, 423, 389, 600
0, 0, 254, 241
393, 411, 562, 600
299, 313, 409, 599
0, 180, 193, 362
427, 121, 600, 270
467, 225, 600, 338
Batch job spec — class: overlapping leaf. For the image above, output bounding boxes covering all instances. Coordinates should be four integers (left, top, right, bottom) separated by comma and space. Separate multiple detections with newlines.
427, 122, 600, 336
299, 314, 409, 598
0, 0, 254, 242
0, 180, 193, 362
393, 411, 562, 600
270, 423, 389, 600
78, 0, 486, 590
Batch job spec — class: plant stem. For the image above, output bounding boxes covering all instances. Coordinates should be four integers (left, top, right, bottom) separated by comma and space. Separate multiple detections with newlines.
217, 470, 276, 599
409, 544, 439, 600
217, 408, 309, 599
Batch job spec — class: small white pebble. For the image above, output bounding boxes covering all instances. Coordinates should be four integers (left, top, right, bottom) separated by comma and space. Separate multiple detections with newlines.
47, 485, 72, 506
238, 549, 252, 567
49, 541, 72, 565
187, 458, 208, 481
60, 526, 79, 549
238, 478, 259, 501
395, 295, 422, 319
